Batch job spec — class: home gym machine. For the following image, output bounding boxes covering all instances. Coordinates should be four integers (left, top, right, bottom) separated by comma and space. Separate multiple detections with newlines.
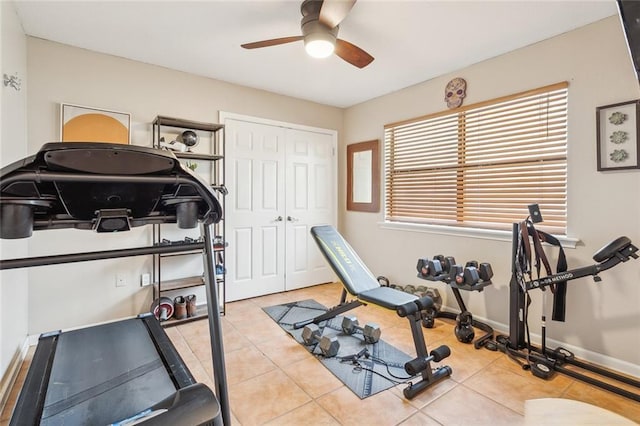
493, 204, 639, 402
416, 256, 495, 349
0, 143, 230, 424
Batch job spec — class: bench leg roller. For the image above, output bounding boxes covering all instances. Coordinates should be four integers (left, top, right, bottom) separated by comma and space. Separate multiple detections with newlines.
404, 345, 451, 376
414, 295, 434, 311
397, 300, 419, 317
403, 366, 453, 400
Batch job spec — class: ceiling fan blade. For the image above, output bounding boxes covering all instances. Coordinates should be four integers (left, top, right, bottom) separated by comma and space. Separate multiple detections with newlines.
319, 0, 357, 29
241, 36, 304, 49
335, 38, 374, 68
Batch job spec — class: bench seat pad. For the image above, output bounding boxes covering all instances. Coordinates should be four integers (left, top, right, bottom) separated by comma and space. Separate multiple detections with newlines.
359, 286, 420, 310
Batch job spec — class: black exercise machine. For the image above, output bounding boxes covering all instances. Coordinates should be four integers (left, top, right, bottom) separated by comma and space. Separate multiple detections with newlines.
416, 256, 495, 349
494, 205, 639, 402
307, 225, 452, 399
0, 143, 230, 424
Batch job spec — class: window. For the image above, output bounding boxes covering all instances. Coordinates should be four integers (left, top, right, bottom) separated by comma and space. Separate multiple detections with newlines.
384, 82, 568, 234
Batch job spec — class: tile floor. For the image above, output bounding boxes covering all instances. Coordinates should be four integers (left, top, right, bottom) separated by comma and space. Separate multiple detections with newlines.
2, 282, 639, 425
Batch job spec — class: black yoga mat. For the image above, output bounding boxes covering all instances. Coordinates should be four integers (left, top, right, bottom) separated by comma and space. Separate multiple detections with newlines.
263, 299, 415, 399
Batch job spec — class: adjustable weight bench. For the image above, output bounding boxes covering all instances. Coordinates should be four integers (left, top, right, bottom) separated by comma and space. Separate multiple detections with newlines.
309, 225, 452, 399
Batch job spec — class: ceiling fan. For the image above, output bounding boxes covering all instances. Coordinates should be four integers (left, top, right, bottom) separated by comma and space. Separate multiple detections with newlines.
241, 0, 374, 69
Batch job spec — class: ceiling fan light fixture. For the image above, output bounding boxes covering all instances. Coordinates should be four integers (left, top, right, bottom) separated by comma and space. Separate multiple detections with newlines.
243, 0, 373, 68
304, 32, 335, 58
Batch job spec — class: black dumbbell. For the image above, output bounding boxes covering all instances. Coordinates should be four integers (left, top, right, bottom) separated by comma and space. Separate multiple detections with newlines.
443, 256, 456, 275
463, 266, 480, 285
415, 285, 428, 296
301, 324, 340, 357
416, 258, 429, 276
417, 256, 445, 277
478, 263, 493, 282
426, 287, 442, 311
341, 316, 382, 343
426, 258, 444, 277
449, 264, 464, 284
403, 284, 416, 294
450, 265, 479, 286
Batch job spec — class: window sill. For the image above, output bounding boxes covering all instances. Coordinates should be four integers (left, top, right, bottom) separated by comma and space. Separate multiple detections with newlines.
378, 221, 580, 249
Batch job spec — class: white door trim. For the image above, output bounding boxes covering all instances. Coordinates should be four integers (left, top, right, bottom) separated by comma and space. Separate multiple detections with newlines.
220, 111, 338, 144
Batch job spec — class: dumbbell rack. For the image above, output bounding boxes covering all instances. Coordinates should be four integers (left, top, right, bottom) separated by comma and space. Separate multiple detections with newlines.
417, 259, 495, 349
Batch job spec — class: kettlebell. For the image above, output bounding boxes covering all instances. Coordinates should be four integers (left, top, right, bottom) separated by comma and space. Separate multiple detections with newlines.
422, 308, 436, 328
455, 311, 475, 343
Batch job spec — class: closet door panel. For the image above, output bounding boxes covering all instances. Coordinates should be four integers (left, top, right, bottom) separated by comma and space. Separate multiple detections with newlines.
225, 119, 286, 301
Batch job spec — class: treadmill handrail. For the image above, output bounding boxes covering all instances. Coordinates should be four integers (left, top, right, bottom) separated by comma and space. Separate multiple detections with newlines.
0, 242, 205, 270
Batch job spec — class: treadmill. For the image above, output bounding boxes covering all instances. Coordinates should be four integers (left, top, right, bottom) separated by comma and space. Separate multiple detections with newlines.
0, 143, 230, 425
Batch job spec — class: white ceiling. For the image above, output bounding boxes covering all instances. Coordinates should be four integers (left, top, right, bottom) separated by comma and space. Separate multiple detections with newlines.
13, 0, 619, 108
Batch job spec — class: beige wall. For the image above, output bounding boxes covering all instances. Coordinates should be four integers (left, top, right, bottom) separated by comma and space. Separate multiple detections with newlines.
0, 1, 29, 380
5, 15, 639, 378
23, 37, 343, 335
342, 16, 640, 371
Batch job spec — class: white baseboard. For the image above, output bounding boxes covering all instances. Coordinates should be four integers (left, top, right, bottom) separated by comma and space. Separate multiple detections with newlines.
28, 333, 39, 346
440, 307, 640, 378
0, 337, 30, 415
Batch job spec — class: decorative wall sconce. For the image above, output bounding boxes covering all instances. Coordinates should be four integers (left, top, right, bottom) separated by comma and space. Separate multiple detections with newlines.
3, 73, 22, 91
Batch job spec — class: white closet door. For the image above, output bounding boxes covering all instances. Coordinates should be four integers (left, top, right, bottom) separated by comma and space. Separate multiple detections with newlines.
284, 128, 336, 290
224, 119, 286, 301
222, 114, 337, 301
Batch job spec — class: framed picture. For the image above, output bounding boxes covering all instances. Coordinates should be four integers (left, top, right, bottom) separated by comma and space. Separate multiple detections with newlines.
596, 100, 640, 171
347, 140, 380, 212
60, 103, 131, 144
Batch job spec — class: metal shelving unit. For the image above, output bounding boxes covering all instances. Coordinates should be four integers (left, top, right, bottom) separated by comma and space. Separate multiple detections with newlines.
152, 115, 226, 325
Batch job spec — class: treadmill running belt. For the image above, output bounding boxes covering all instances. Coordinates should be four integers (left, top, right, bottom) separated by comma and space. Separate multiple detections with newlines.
41, 319, 177, 424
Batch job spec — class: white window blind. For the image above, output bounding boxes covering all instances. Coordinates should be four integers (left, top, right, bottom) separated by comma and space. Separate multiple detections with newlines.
384, 82, 568, 234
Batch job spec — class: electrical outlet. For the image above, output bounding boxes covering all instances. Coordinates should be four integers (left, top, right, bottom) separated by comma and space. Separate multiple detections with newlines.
141, 273, 151, 287
116, 273, 127, 287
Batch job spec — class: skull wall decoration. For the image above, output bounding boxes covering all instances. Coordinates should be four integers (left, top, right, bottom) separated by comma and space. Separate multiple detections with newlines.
444, 78, 467, 109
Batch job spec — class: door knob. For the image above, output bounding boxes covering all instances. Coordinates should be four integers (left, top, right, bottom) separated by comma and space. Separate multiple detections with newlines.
287, 216, 299, 222
274, 216, 283, 222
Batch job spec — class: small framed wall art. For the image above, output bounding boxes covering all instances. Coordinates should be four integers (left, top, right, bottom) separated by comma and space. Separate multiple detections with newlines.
596, 100, 640, 171
60, 103, 131, 144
